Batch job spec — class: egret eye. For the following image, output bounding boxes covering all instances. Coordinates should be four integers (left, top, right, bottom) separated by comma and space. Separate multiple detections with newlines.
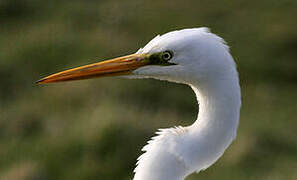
161, 51, 173, 61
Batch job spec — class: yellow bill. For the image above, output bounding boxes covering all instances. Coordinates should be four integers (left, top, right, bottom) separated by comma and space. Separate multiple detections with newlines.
36, 54, 150, 84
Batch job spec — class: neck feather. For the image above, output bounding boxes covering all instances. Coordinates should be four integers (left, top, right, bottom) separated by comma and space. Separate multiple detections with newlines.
184, 77, 241, 172
191, 77, 241, 128
133, 73, 241, 180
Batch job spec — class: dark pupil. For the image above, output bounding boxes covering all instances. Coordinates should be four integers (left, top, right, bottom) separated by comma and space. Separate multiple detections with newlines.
162, 53, 170, 60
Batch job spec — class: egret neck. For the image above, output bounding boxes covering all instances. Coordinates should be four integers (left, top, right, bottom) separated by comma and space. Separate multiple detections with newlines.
133, 72, 241, 180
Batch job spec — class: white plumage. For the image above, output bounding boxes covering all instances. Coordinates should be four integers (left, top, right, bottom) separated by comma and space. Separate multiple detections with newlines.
132, 28, 241, 180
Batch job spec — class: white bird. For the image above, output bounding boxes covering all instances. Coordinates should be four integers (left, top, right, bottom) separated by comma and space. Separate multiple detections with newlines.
37, 27, 241, 180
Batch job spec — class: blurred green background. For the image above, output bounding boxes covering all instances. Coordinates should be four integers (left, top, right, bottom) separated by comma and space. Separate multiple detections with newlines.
0, 0, 297, 179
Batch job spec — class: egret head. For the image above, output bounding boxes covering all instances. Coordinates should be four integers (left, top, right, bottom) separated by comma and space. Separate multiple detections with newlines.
132, 28, 236, 84
37, 28, 236, 85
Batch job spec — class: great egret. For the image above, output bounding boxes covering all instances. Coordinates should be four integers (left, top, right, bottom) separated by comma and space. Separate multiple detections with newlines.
37, 28, 241, 180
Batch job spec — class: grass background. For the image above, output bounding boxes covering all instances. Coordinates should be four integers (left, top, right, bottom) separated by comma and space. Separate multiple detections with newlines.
0, 0, 297, 179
